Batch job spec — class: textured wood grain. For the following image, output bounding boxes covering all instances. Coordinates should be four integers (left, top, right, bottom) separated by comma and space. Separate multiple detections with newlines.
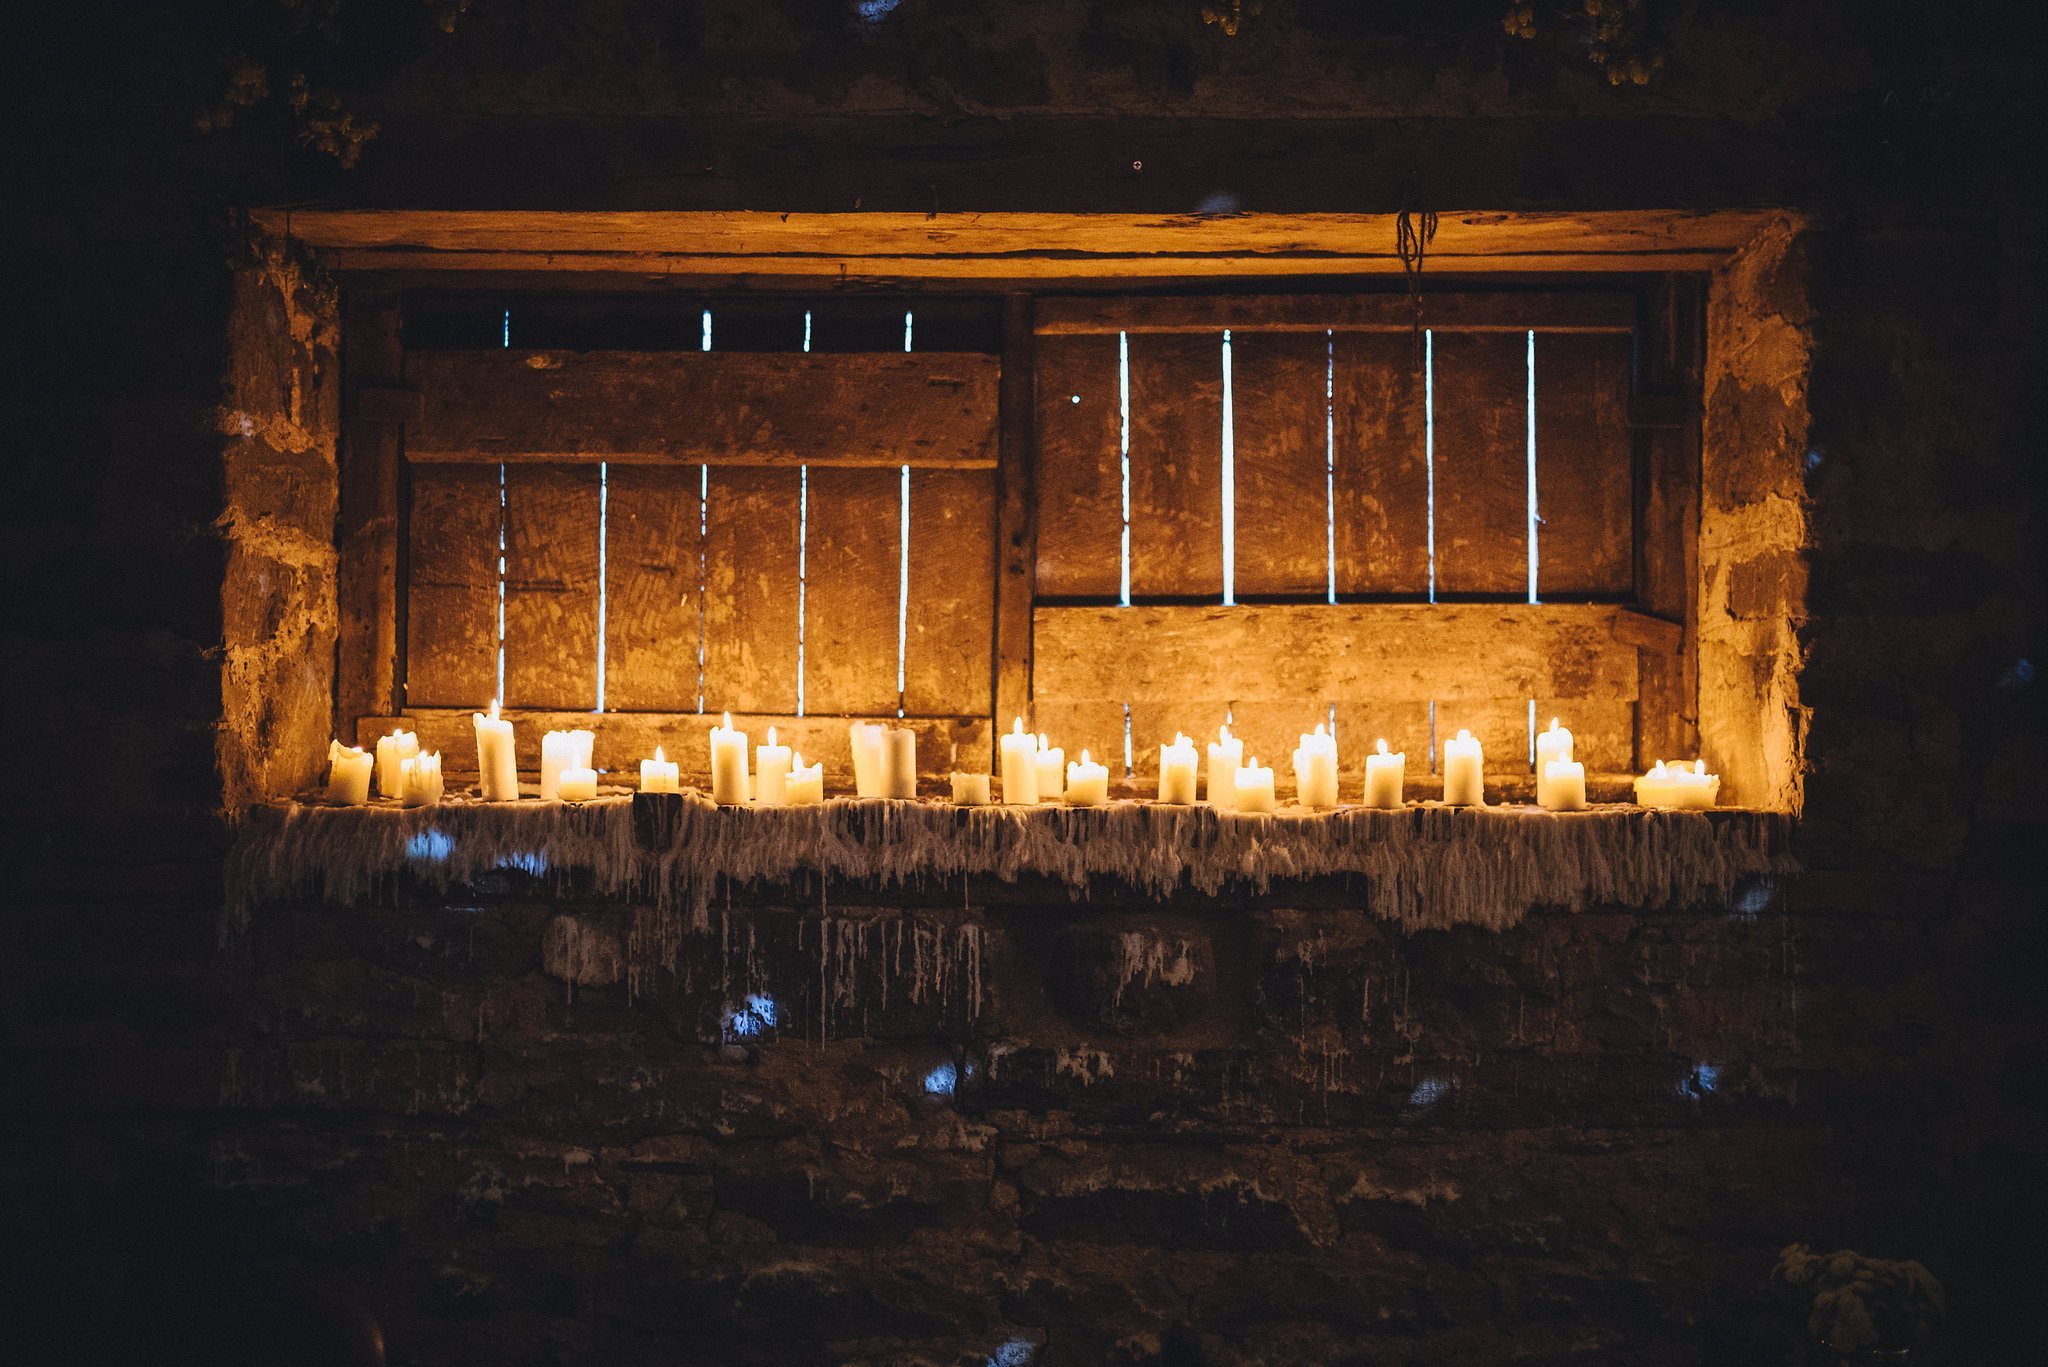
504, 465, 601, 711
1038, 292, 1637, 334
702, 467, 800, 715
1032, 333, 1125, 598
1230, 331, 1333, 598
802, 466, 903, 716
903, 468, 997, 716
1332, 331, 1431, 595
602, 465, 702, 711
1535, 331, 1634, 598
1430, 332, 1531, 596
404, 463, 499, 707
994, 296, 1038, 731
1130, 332, 1225, 598
408, 350, 999, 467
338, 292, 403, 722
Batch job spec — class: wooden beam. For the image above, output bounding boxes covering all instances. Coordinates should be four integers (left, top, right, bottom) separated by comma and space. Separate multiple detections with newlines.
1634, 275, 1705, 765
406, 350, 999, 468
336, 291, 403, 724
994, 296, 1038, 733
1035, 292, 1637, 334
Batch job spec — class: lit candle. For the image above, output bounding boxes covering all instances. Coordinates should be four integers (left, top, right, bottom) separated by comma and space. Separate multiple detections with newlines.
1206, 725, 1244, 810
540, 728, 595, 801
1540, 758, 1587, 811
848, 721, 887, 798
1363, 738, 1406, 809
787, 751, 824, 805
1064, 749, 1109, 806
1292, 722, 1340, 810
709, 713, 750, 805
951, 771, 991, 805
556, 766, 598, 802
325, 739, 374, 806
1233, 756, 1277, 814
1534, 717, 1574, 808
639, 745, 679, 794
472, 701, 519, 801
755, 726, 793, 806
1442, 728, 1485, 807
1034, 733, 1065, 803
374, 729, 418, 799
881, 727, 918, 799
1158, 732, 1199, 804
399, 750, 443, 808
1636, 759, 1719, 809
999, 718, 1039, 805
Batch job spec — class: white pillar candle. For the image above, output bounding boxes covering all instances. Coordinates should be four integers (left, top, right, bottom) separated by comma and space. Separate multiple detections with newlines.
472, 701, 519, 801
950, 771, 991, 805
1158, 733, 1199, 804
1533, 717, 1574, 808
882, 727, 918, 799
787, 752, 824, 805
1206, 725, 1243, 810
539, 728, 595, 801
709, 713, 750, 805
1442, 728, 1485, 807
1540, 758, 1587, 811
1064, 750, 1109, 806
374, 729, 419, 799
1233, 756, 1277, 814
1291, 722, 1340, 810
1634, 760, 1673, 809
999, 717, 1039, 805
1363, 738, 1405, 809
556, 766, 598, 802
400, 751, 443, 808
754, 726, 793, 806
848, 721, 887, 798
1034, 734, 1065, 803
639, 745, 680, 794
325, 739, 374, 806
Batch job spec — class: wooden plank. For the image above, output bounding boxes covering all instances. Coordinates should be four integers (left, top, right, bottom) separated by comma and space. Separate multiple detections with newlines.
407, 351, 999, 468
1331, 331, 1431, 595
403, 463, 499, 708
1429, 331, 1530, 596
338, 292, 403, 722
1535, 331, 1634, 598
801, 467, 902, 716
1032, 604, 1641, 705
702, 467, 800, 714
1037, 292, 1637, 335
602, 465, 702, 712
994, 295, 1037, 731
360, 712, 991, 787
1031, 333, 1124, 599
1230, 331, 1332, 598
903, 468, 997, 716
1636, 276, 1704, 767
1129, 332, 1225, 598
503, 465, 601, 711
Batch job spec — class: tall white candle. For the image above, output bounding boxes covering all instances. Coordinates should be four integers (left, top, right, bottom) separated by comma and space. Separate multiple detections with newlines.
540, 728, 595, 801
755, 726, 792, 806
473, 700, 519, 801
999, 717, 1039, 805
556, 766, 598, 802
639, 745, 679, 794
1206, 725, 1243, 810
1363, 738, 1405, 809
882, 727, 918, 799
1442, 728, 1485, 807
848, 721, 887, 798
1292, 722, 1340, 810
951, 771, 991, 805
399, 751, 443, 808
710, 713, 750, 805
374, 729, 419, 799
1034, 734, 1065, 803
1234, 756, 1277, 814
787, 751, 824, 805
1534, 717, 1575, 808
1540, 758, 1587, 811
1158, 733, 1199, 804
325, 739, 374, 806
1064, 750, 1109, 806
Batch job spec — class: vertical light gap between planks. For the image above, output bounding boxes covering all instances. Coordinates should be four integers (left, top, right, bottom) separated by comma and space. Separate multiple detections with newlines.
1428, 700, 1438, 774
1529, 697, 1537, 771
594, 462, 608, 714
1123, 703, 1134, 780
897, 311, 912, 717
797, 309, 811, 717
1220, 329, 1236, 606
1526, 329, 1540, 605
1119, 330, 1131, 608
1424, 328, 1437, 605
496, 307, 509, 704
1325, 329, 1337, 605
696, 309, 711, 713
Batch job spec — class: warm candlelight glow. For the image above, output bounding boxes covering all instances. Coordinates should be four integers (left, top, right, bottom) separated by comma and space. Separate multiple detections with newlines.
1292, 721, 1339, 810
1206, 724, 1243, 810
1363, 737, 1405, 808
1000, 716, 1039, 804
1158, 732, 1199, 804
1233, 754, 1277, 814
1442, 728, 1485, 807
1063, 748, 1109, 806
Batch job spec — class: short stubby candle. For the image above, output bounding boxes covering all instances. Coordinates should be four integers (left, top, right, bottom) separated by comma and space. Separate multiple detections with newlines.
709, 713, 750, 805
1158, 733, 1199, 804
1442, 729, 1485, 807
1534, 717, 1575, 808
999, 718, 1039, 805
1233, 756, 1277, 814
473, 701, 519, 801
1540, 758, 1587, 811
400, 751, 444, 808
882, 728, 918, 799
1292, 722, 1340, 810
755, 727, 793, 805
787, 752, 825, 805
1034, 734, 1065, 803
1064, 750, 1109, 806
375, 729, 419, 799
1206, 725, 1244, 810
1635, 759, 1719, 810
556, 766, 598, 802
540, 728, 595, 801
639, 745, 679, 794
1363, 738, 1405, 809
951, 771, 991, 805
326, 740, 374, 806
848, 722, 887, 798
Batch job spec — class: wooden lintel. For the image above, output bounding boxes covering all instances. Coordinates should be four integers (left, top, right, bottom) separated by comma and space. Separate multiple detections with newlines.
1612, 608, 1686, 655
1035, 291, 1638, 335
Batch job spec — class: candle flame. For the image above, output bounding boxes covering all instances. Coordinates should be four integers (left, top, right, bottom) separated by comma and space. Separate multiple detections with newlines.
1039, 732, 1050, 749
489, 698, 500, 720
1694, 759, 1706, 774
654, 746, 665, 763
792, 751, 805, 768
1080, 748, 1090, 764
1012, 717, 1025, 735
722, 711, 733, 729
1376, 737, 1389, 755
1456, 728, 1472, 741
767, 725, 777, 746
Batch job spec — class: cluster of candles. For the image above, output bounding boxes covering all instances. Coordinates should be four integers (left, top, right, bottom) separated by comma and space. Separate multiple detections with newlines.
320, 704, 1721, 812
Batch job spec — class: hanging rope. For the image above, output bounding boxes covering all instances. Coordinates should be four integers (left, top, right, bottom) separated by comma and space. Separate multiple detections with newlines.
1396, 208, 1439, 369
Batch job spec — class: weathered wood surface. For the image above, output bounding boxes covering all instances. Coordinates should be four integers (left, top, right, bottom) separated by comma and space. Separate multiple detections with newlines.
1130, 332, 1225, 597
602, 465, 701, 712
403, 463, 498, 707
1636, 276, 1704, 767
337, 292, 404, 722
1230, 331, 1332, 598
1429, 331, 1530, 596
1037, 292, 1636, 335
903, 468, 997, 717
993, 295, 1037, 731
503, 465, 601, 711
1332, 331, 1431, 595
1536, 331, 1635, 598
1031, 333, 1124, 599
801, 466, 903, 716
701, 467, 799, 715
358, 712, 992, 784
407, 350, 999, 468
